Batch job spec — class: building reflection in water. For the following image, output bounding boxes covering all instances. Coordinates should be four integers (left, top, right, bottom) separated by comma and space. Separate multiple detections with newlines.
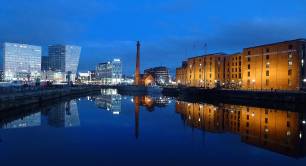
176, 101, 306, 158
95, 89, 122, 115
133, 96, 171, 139
45, 100, 80, 128
0, 100, 80, 129
1, 112, 41, 129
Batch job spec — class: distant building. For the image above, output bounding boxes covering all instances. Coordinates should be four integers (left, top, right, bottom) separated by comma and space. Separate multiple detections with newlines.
0, 70, 3, 81
144, 66, 170, 85
96, 59, 122, 85
0, 42, 42, 81
121, 75, 134, 85
41, 71, 65, 83
48, 45, 81, 82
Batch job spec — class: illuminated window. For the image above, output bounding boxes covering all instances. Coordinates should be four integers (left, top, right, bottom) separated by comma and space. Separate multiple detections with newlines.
266, 62, 270, 68
288, 60, 293, 66
288, 53, 293, 59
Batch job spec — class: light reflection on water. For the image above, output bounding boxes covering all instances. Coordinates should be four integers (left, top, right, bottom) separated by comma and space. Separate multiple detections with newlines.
0, 88, 305, 165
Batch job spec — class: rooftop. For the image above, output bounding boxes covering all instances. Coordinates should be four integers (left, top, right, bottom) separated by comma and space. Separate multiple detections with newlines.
244, 38, 306, 50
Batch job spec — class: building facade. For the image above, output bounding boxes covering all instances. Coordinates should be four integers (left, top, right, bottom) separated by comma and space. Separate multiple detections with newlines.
176, 39, 306, 91
0, 42, 42, 81
96, 59, 122, 85
48, 45, 81, 81
225, 53, 242, 89
41, 56, 51, 71
242, 39, 306, 91
144, 66, 170, 85
176, 53, 226, 88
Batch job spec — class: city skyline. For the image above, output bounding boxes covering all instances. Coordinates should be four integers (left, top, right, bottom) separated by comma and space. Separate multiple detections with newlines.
0, 0, 306, 75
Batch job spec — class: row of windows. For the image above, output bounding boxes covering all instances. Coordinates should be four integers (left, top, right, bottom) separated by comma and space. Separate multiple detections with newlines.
247, 45, 293, 55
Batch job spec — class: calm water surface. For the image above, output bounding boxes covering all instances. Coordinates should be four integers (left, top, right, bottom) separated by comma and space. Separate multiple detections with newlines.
0, 89, 306, 166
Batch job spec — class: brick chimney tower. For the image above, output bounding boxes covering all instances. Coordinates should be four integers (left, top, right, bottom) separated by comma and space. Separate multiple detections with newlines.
134, 41, 141, 85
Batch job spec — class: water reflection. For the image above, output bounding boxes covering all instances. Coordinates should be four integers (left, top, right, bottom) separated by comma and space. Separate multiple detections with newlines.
0, 100, 80, 129
176, 101, 306, 158
95, 89, 122, 115
95, 89, 171, 138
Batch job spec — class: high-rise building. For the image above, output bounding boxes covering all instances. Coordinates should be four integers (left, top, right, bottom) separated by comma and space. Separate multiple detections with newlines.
96, 59, 122, 85
0, 42, 42, 81
144, 66, 170, 85
48, 45, 81, 73
47, 45, 81, 82
41, 56, 51, 71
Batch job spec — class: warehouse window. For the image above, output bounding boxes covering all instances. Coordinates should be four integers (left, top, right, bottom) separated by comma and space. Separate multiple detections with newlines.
266, 70, 270, 77
288, 69, 292, 76
247, 57, 251, 62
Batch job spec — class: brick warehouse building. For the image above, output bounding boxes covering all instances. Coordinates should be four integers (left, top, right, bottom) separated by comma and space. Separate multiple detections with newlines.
176, 39, 306, 91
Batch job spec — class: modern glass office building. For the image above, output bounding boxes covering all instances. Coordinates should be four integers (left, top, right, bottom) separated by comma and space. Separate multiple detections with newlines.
47, 45, 81, 82
96, 59, 122, 85
0, 42, 42, 81
48, 45, 81, 74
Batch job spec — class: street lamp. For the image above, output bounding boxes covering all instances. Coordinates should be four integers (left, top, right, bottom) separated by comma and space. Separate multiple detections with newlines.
252, 79, 256, 90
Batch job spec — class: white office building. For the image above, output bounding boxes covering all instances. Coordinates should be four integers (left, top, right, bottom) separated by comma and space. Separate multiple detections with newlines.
0, 42, 42, 81
96, 59, 122, 85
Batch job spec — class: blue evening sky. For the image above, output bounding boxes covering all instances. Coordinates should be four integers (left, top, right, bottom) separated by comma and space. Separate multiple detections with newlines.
0, 0, 305, 75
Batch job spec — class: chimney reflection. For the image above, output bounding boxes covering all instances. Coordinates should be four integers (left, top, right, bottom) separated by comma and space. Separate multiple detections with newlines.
132, 96, 171, 138
176, 101, 306, 158
134, 96, 140, 139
